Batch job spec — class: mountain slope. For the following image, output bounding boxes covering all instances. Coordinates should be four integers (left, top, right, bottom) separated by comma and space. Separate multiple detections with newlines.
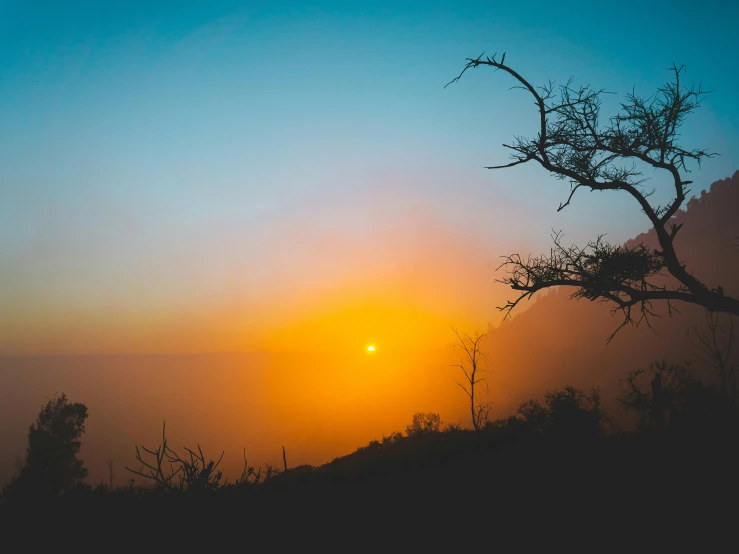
483, 171, 739, 416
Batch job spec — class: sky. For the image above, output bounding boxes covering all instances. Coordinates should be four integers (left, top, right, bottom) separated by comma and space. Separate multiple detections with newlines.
1, 0, 738, 355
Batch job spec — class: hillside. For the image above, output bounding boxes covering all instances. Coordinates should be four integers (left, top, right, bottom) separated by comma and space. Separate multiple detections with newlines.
483, 171, 739, 416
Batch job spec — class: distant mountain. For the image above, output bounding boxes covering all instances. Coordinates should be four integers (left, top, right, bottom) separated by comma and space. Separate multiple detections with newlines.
483, 171, 739, 416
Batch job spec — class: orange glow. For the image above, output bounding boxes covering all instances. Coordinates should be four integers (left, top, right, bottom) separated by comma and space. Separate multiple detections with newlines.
0, 198, 514, 484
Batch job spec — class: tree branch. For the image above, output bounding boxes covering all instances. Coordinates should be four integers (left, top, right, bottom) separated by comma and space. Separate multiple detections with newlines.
447, 53, 737, 339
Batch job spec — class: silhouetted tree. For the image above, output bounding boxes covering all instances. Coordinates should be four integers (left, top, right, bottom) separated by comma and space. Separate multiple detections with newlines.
689, 310, 737, 399
447, 53, 739, 340
450, 328, 493, 430
618, 359, 703, 432
2, 393, 88, 500
405, 412, 442, 436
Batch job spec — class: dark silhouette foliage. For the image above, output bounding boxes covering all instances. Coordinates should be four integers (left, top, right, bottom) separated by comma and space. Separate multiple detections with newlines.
618, 358, 731, 434
2, 393, 88, 501
405, 412, 442, 436
2, 379, 739, 549
517, 399, 549, 432
517, 385, 604, 438
545, 385, 604, 437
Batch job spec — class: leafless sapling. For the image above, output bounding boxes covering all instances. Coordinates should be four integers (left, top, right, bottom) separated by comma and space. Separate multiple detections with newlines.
450, 328, 493, 431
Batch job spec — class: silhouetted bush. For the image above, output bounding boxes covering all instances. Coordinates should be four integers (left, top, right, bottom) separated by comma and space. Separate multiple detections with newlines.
443, 422, 463, 433
517, 399, 549, 433
545, 385, 604, 438
382, 431, 403, 445
405, 412, 442, 436
126, 422, 226, 493
516, 385, 604, 439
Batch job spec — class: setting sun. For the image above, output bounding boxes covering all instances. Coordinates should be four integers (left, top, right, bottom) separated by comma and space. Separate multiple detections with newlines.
367, 345, 375, 352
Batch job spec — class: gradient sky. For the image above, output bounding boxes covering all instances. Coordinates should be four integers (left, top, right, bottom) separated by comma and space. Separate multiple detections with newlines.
1, 0, 738, 355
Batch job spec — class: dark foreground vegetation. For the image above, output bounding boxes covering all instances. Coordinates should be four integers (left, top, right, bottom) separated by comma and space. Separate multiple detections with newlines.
2, 361, 738, 549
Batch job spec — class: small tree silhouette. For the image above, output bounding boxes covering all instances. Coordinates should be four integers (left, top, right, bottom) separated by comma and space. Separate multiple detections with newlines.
2, 393, 88, 500
450, 328, 493, 431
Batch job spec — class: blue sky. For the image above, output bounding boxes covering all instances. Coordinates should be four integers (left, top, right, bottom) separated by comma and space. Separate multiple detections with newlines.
1, 1, 738, 354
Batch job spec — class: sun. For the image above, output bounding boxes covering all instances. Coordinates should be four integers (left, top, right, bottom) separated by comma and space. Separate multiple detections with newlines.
367, 345, 375, 353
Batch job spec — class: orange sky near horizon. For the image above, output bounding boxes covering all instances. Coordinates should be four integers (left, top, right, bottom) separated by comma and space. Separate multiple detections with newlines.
1, 193, 520, 356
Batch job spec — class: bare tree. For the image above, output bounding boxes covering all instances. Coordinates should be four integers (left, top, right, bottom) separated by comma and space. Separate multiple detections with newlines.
447, 53, 739, 341
450, 328, 493, 431
689, 310, 737, 398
